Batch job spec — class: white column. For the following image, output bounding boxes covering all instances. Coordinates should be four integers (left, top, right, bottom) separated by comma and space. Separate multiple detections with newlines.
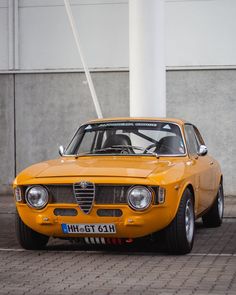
129, 0, 166, 117
8, 0, 14, 70
14, 0, 19, 69
8, 0, 19, 70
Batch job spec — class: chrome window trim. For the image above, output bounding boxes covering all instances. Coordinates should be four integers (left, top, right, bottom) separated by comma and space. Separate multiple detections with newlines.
61, 153, 187, 158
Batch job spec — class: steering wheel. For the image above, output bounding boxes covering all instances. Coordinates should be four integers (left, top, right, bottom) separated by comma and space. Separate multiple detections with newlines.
144, 143, 158, 154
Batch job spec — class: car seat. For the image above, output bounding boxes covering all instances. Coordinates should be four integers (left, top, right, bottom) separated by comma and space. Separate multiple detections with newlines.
102, 134, 133, 154
158, 136, 184, 154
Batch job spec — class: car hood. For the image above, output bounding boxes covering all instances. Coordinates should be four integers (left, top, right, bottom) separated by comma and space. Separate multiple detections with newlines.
22, 156, 182, 178
35, 156, 162, 178
15, 156, 185, 185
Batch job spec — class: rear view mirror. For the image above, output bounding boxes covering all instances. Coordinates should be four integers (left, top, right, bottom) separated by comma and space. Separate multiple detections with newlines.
59, 145, 64, 156
198, 145, 208, 156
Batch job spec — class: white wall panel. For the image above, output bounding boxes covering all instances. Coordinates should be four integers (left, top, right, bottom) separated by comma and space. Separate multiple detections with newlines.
0, 1, 8, 70
19, 0, 128, 70
2, 0, 236, 70
166, 0, 236, 67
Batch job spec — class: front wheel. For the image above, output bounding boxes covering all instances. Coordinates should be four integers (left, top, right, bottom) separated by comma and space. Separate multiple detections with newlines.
15, 211, 49, 250
165, 189, 195, 254
202, 183, 224, 227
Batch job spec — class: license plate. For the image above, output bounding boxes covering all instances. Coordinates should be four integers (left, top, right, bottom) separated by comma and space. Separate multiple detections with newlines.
61, 223, 116, 234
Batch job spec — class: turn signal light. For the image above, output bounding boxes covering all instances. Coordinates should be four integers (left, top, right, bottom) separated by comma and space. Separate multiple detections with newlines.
14, 187, 22, 202
158, 187, 165, 204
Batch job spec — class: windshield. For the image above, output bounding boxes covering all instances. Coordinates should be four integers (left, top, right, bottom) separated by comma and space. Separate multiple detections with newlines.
65, 121, 186, 156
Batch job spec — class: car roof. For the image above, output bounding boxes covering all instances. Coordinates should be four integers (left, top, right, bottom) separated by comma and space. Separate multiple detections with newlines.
85, 117, 188, 126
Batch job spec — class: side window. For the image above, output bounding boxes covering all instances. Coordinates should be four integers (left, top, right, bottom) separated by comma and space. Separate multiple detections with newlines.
193, 126, 205, 146
184, 125, 199, 155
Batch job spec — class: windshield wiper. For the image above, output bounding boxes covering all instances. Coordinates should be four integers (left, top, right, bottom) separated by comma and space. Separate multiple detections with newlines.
92, 146, 125, 153
74, 151, 92, 159
75, 145, 158, 158
74, 147, 123, 158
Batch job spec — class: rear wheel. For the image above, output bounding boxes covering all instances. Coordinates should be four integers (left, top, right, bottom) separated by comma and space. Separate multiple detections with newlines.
202, 183, 224, 227
15, 211, 49, 250
165, 189, 195, 254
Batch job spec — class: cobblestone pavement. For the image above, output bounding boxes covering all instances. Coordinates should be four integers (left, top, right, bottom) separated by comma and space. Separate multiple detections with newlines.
0, 196, 236, 295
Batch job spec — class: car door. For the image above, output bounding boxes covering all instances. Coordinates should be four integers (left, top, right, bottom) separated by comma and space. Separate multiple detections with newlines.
193, 125, 217, 208
184, 124, 214, 214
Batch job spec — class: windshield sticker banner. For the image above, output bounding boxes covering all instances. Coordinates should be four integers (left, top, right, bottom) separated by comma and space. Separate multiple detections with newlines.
96, 122, 158, 128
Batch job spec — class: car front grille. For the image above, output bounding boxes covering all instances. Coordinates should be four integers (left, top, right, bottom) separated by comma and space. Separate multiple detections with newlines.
73, 182, 95, 214
37, 184, 159, 208
46, 184, 130, 204
97, 209, 123, 217
95, 186, 128, 204
47, 185, 75, 203
53, 208, 78, 216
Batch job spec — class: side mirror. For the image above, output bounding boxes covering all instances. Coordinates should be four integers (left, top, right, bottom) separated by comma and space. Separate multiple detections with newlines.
198, 145, 208, 156
59, 145, 65, 156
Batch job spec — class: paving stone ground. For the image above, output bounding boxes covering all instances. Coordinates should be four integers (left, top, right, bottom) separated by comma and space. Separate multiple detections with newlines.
0, 195, 236, 295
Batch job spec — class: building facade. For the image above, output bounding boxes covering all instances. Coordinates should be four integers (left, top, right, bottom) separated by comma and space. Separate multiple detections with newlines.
0, 0, 236, 195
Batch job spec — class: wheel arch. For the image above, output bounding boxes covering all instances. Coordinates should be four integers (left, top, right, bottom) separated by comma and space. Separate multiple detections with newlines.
164, 183, 195, 254
178, 182, 195, 207
166, 181, 195, 228
220, 175, 223, 185
186, 183, 195, 205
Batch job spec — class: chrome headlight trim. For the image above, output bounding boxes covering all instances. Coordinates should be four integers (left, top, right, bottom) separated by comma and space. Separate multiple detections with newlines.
127, 186, 152, 211
25, 185, 49, 209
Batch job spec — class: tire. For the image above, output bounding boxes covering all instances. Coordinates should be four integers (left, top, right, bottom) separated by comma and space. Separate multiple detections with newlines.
202, 183, 224, 228
165, 189, 195, 254
15, 211, 49, 250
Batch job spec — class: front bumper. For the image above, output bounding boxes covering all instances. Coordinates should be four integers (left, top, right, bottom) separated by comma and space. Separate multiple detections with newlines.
16, 203, 174, 239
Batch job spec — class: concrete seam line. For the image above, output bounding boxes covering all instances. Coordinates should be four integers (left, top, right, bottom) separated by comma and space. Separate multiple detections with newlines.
0, 248, 236, 257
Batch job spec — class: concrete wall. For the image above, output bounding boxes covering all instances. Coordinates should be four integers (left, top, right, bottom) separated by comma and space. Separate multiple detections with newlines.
0, 70, 235, 195
14, 72, 129, 171
167, 70, 236, 196
0, 75, 14, 194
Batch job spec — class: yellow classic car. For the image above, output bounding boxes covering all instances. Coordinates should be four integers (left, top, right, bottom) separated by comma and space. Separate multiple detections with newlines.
13, 118, 224, 254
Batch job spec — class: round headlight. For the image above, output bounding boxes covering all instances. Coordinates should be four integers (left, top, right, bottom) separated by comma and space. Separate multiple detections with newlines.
26, 186, 49, 209
127, 186, 152, 210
